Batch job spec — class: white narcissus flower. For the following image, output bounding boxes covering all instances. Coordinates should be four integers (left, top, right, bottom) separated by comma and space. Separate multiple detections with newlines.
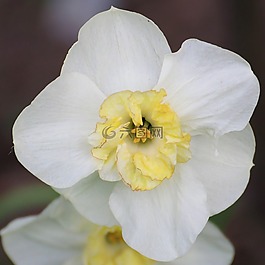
13, 7, 259, 261
1, 197, 234, 265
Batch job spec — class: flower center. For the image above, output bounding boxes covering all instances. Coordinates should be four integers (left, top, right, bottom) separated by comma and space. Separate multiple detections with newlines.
131, 117, 153, 143
84, 226, 154, 265
89, 89, 191, 191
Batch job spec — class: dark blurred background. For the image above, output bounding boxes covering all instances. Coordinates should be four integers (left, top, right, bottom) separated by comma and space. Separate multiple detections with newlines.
0, 0, 264, 264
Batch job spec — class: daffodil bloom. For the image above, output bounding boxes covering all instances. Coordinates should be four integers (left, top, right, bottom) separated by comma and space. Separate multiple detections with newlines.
1, 197, 234, 265
13, 7, 259, 261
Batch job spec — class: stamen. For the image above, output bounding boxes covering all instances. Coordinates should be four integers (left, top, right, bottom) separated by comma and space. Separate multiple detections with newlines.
105, 230, 123, 244
131, 117, 154, 143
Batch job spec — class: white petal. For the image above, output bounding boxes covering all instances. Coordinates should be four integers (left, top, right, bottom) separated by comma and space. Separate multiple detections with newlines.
1, 197, 87, 265
163, 222, 234, 265
109, 171, 209, 261
98, 150, 122, 182
42, 196, 91, 232
56, 172, 119, 226
62, 7, 171, 95
157, 39, 259, 136
13, 73, 105, 188
184, 124, 255, 215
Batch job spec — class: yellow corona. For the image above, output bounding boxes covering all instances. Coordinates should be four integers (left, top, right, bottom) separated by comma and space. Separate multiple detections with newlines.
90, 89, 191, 191
84, 226, 154, 265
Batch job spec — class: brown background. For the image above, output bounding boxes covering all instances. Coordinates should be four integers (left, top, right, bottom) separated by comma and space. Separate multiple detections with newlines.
0, 0, 264, 264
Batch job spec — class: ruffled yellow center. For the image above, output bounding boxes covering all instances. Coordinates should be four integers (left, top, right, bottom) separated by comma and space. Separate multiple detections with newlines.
90, 89, 191, 191
84, 226, 154, 265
